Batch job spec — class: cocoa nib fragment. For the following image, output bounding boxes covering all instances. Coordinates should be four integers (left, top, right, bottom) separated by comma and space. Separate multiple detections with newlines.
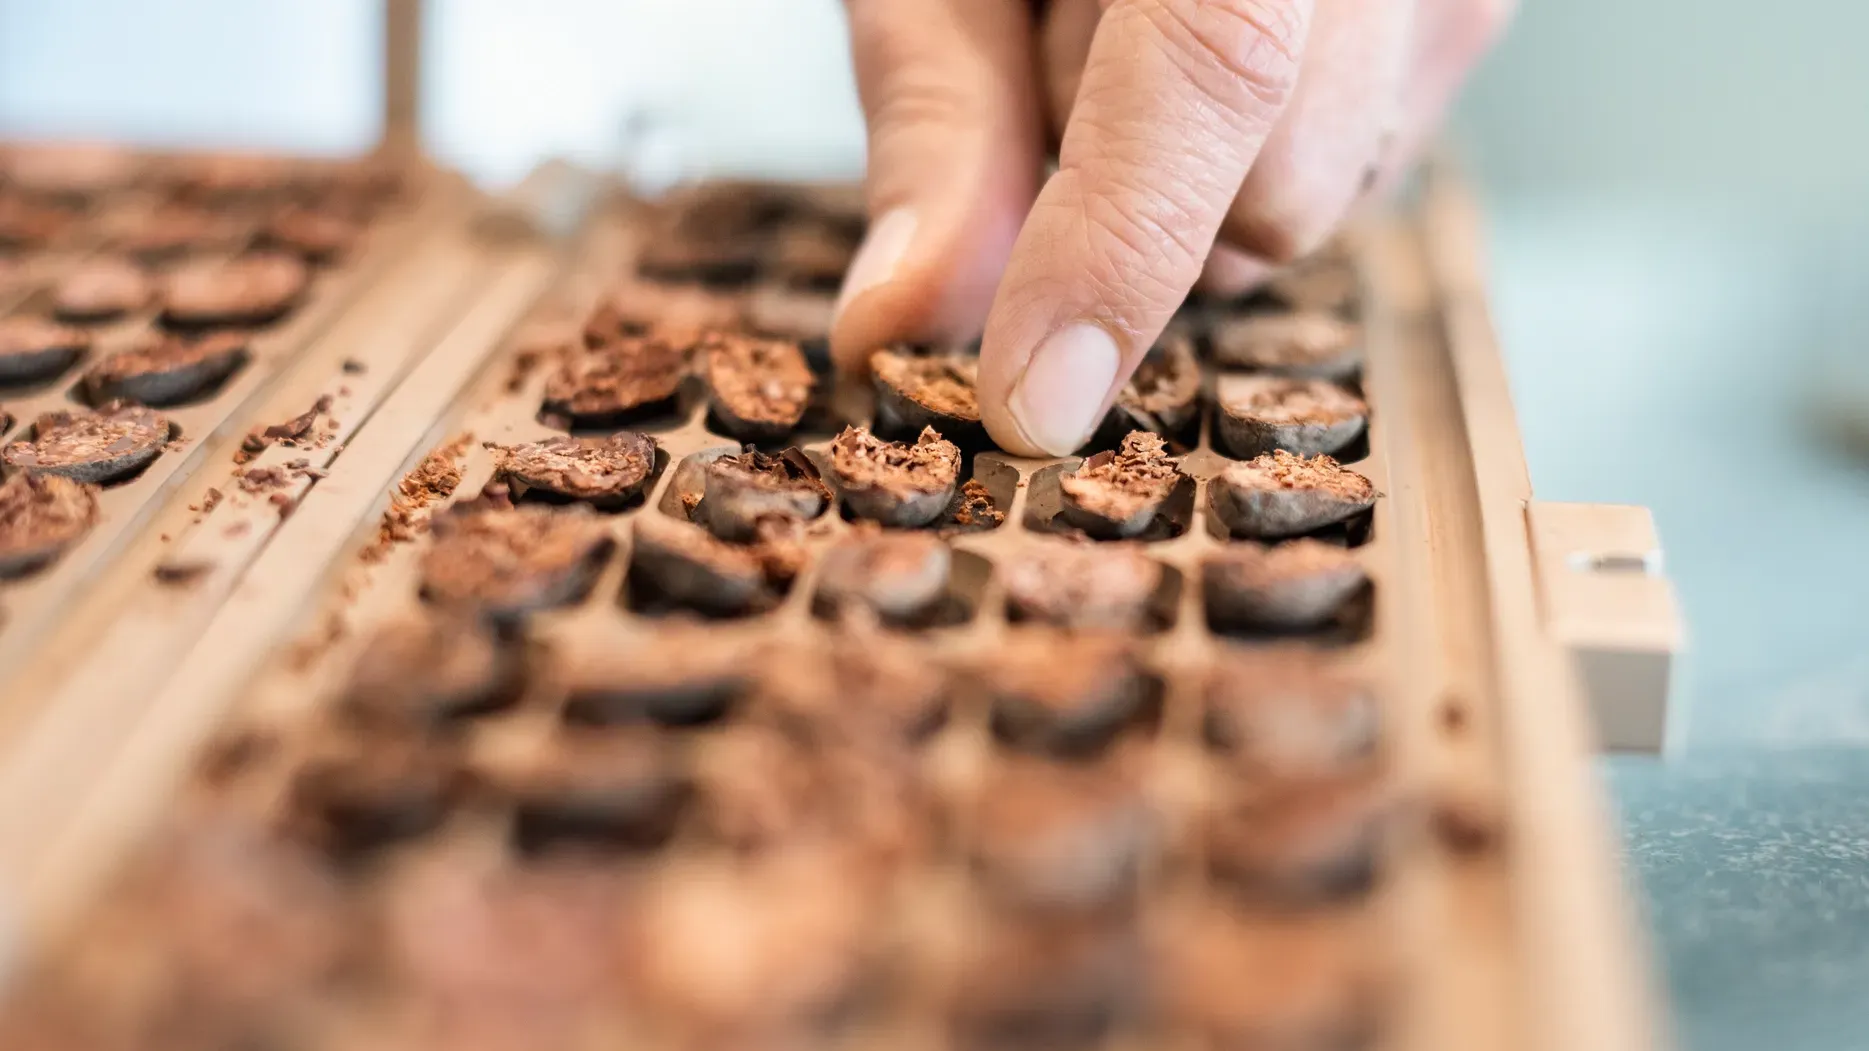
827, 425, 961, 528
700, 331, 814, 442
947, 478, 1004, 531
699, 446, 829, 542
1057, 431, 1184, 539
493, 432, 657, 508
4, 402, 171, 484
362, 436, 470, 560
541, 333, 687, 427
0, 473, 99, 578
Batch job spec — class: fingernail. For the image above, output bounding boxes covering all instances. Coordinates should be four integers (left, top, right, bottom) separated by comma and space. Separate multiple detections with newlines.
1009, 323, 1121, 456
833, 207, 917, 322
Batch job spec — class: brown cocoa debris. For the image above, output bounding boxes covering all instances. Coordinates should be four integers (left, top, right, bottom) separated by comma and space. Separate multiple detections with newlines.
341, 357, 366, 374
83, 330, 250, 406
629, 512, 785, 617
1204, 765, 1403, 902
1209, 451, 1377, 540
200, 487, 223, 514
268, 492, 296, 518
1204, 650, 1381, 774
0, 315, 90, 383
238, 465, 289, 493
493, 432, 658, 508
153, 559, 215, 585
1210, 311, 1362, 381
1203, 539, 1370, 631
971, 756, 1159, 911
944, 909, 1148, 1048
700, 446, 830, 542
689, 727, 927, 856
947, 477, 1004, 530
0, 472, 98, 578
1112, 333, 1202, 435
815, 530, 952, 622
362, 437, 470, 560
342, 615, 524, 729
1002, 539, 1163, 631
50, 258, 153, 323
765, 218, 859, 290
161, 252, 310, 329
827, 425, 961, 528
4, 402, 171, 484
745, 285, 836, 341
1058, 431, 1184, 539
700, 331, 815, 441
1216, 374, 1368, 459
870, 348, 985, 441
507, 729, 694, 853
985, 632, 1158, 757
419, 504, 615, 618
541, 333, 687, 426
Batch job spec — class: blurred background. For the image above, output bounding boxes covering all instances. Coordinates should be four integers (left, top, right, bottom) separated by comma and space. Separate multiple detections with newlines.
4, 1, 1868, 1047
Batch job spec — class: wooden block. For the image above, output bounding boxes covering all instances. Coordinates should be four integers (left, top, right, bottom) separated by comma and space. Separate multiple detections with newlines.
1527, 501, 1682, 753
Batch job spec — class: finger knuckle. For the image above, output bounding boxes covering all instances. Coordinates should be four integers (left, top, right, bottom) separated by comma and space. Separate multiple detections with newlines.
1139, 0, 1307, 113
1225, 207, 1314, 265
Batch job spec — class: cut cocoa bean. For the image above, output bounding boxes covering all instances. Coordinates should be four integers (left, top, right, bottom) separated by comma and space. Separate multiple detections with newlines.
1203, 765, 1403, 902
508, 729, 694, 853
340, 615, 525, 729
971, 756, 1158, 912
4, 401, 172, 484
628, 512, 784, 618
541, 333, 687, 428
1203, 538, 1370, 632
418, 504, 615, 619
50, 258, 153, 323
0, 315, 89, 384
1210, 311, 1362, 382
1208, 451, 1377, 540
1215, 373, 1368, 459
160, 253, 309, 329
493, 431, 658, 508
699, 446, 829, 542
827, 425, 961, 528
814, 530, 952, 622
0, 472, 98, 578
700, 331, 814, 442
83, 331, 250, 406
1110, 332, 1202, 436
985, 632, 1158, 757
870, 347, 986, 444
1057, 431, 1185, 539
1002, 539, 1163, 631
1203, 649, 1382, 774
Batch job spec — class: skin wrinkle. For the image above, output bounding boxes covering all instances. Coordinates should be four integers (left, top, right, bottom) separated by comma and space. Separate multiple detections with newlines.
1139, 0, 1308, 110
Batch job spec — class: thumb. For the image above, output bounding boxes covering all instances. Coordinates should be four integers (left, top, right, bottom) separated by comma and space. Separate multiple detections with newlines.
830, 0, 1045, 373
979, 0, 1312, 455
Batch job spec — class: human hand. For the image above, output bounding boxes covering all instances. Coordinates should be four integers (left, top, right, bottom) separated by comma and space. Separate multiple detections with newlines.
830, 0, 1512, 456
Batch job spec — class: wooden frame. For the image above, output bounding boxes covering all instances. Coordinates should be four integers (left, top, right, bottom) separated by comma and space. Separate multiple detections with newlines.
0, 163, 1669, 1050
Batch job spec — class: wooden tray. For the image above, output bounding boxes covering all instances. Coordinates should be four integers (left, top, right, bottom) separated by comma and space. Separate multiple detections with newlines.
0, 165, 1671, 1051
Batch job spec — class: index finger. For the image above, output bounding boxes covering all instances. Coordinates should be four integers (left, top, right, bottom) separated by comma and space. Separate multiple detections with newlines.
977, 0, 1314, 456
